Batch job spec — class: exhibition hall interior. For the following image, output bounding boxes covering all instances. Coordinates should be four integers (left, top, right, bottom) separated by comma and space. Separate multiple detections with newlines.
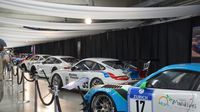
0, 0, 200, 112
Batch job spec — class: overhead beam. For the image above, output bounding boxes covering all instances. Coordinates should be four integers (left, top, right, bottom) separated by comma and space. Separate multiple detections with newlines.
133, 0, 167, 7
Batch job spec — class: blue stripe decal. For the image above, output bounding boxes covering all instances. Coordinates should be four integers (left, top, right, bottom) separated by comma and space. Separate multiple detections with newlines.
99, 71, 110, 78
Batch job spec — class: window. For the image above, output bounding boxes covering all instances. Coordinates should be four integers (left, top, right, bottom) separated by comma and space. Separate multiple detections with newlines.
91, 63, 105, 70
43, 58, 54, 64
61, 57, 78, 63
43, 56, 49, 59
103, 60, 125, 69
73, 60, 96, 71
31, 56, 40, 61
193, 77, 200, 91
146, 70, 199, 91
53, 58, 62, 64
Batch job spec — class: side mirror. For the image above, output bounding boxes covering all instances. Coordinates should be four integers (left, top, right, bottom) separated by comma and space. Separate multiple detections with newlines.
71, 66, 76, 71
139, 81, 147, 89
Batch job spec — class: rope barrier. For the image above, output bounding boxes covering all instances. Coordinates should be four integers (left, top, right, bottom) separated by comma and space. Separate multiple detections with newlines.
23, 74, 35, 82
36, 80, 55, 106
16, 68, 24, 85
11, 65, 63, 112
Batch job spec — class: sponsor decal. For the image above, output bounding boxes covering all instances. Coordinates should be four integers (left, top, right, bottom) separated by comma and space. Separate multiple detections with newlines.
158, 95, 197, 109
69, 73, 78, 79
139, 89, 144, 94
98, 71, 110, 78
129, 88, 153, 101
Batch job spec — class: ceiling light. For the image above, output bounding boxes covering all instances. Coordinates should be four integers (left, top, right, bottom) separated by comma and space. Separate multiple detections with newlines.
85, 18, 92, 24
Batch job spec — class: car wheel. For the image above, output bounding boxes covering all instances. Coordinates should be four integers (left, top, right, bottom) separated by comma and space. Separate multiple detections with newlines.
51, 74, 63, 89
90, 78, 104, 88
21, 64, 27, 71
51, 67, 57, 73
30, 66, 36, 75
91, 93, 116, 112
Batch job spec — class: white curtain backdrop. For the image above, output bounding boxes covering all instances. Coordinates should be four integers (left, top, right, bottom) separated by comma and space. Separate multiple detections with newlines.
0, 17, 142, 30
0, 0, 200, 19
0, 29, 105, 47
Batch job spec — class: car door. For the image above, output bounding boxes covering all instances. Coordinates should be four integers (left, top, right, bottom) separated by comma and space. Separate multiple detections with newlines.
68, 60, 94, 89
43, 57, 62, 75
128, 70, 198, 112
190, 76, 200, 112
41, 57, 54, 76
27, 56, 39, 70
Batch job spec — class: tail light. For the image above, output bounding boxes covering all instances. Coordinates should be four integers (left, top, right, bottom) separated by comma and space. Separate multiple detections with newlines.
108, 72, 129, 80
64, 66, 70, 69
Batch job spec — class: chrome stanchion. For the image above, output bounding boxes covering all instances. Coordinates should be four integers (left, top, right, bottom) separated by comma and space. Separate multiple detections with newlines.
22, 71, 30, 103
53, 84, 59, 112
34, 74, 38, 112
5, 65, 12, 81
17, 70, 30, 104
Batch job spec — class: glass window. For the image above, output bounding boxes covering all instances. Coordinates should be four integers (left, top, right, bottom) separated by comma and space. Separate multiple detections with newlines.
73, 61, 95, 71
74, 61, 89, 71
193, 77, 200, 91
92, 63, 105, 70
43, 58, 54, 64
146, 70, 199, 91
43, 56, 49, 59
39, 57, 44, 61
53, 58, 62, 64
103, 60, 125, 69
61, 57, 78, 63
196, 83, 200, 91
31, 56, 40, 61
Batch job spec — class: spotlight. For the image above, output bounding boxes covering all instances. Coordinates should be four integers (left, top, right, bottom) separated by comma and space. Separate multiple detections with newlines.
85, 18, 92, 24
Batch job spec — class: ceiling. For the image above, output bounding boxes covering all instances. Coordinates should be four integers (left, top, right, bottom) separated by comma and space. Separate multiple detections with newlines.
0, 0, 200, 48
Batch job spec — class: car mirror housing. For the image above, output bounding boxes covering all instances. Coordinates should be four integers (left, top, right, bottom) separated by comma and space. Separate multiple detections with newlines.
71, 66, 76, 71
139, 81, 147, 89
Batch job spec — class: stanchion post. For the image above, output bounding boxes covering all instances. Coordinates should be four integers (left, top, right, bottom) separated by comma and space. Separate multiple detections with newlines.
11, 67, 14, 86
22, 71, 30, 103
34, 74, 38, 112
22, 72, 25, 101
54, 84, 59, 112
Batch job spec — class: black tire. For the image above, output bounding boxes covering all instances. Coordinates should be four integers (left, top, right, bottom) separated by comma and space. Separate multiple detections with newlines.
51, 67, 57, 73
51, 74, 63, 89
90, 78, 104, 88
21, 64, 27, 71
30, 66, 36, 75
90, 93, 117, 112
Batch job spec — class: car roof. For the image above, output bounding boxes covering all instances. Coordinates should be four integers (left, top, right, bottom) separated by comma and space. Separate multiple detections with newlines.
159, 63, 200, 73
82, 58, 119, 62
34, 54, 50, 57
50, 56, 75, 58
135, 63, 200, 87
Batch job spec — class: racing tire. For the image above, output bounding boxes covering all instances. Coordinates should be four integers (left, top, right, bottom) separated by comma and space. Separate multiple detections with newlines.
51, 67, 57, 73
90, 93, 117, 112
30, 66, 36, 76
21, 64, 27, 72
51, 74, 63, 90
90, 78, 104, 88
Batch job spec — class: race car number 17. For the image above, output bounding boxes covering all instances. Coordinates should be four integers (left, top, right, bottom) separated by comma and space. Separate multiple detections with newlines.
128, 88, 154, 112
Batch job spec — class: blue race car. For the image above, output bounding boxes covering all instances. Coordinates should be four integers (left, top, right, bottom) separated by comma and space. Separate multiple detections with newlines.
84, 63, 200, 112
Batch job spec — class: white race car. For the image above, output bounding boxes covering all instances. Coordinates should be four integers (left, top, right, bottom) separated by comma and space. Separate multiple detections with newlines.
32, 56, 78, 78
50, 58, 135, 90
20, 54, 50, 72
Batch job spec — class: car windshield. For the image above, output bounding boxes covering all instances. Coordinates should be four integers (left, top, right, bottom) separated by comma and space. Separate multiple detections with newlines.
61, 58, 77, 63
103, 60, 126, 69
43, 56, 50, 59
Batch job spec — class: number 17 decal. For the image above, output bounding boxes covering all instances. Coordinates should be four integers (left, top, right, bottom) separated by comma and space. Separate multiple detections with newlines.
136, 100, 145, 112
